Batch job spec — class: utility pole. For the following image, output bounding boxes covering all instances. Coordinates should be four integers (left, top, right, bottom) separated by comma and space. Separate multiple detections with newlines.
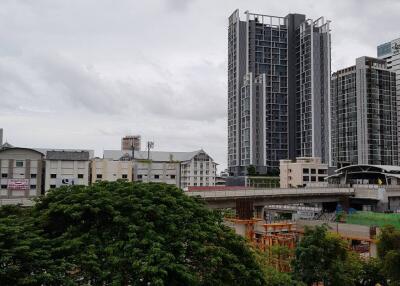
147, 141, 154, 160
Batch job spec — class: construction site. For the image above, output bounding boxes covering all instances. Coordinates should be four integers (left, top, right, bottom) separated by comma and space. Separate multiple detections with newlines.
224, 203, 380, 272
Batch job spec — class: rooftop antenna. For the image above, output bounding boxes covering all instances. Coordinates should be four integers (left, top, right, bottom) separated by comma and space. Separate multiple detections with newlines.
147, 141, 154, 160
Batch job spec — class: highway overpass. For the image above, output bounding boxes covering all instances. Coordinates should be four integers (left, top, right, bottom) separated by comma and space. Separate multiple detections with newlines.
186, 187, 354, 208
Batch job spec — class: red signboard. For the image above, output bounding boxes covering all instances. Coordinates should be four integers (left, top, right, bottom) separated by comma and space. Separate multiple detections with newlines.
7, 179, 29, 190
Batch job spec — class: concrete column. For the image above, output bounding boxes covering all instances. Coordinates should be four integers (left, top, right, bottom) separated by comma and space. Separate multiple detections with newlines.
7, 159, 13, 197
25, 159, 31, 197
236, 198, 254, 219
37, 160, 43, 196
254, 206, 264, 219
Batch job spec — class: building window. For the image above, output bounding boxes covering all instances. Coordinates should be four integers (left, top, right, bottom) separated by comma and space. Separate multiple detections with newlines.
318, 169, 327, 175
30, 174, 36, 178
50, 185, 56, 189
170, 175, 176, 179
288, 169, 292, 173
303, 176, 309, 182
30, 185, 36, 189
311, 169, 316, 174
311, 176, 316, 182
16, 161, 24, 167
50, 174, 57, 179
137, 174, 142, 179
318, 177, 325, 182
1, 173, 7, 178
122, 174, 128, 179
96, 174, 102, 179
78, 174, 84, 179
1, 185, 7, 189
303, 168, 309, 174
154, 175, 160, 179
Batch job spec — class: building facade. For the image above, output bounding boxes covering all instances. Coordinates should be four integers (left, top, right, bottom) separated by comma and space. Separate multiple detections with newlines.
331, 57, 398, 166
228, 10, 331, 176
0, 147, 44, 202
280, 157, 328, 188
44, 150, 91, 192
103, 149, 217, 189
378, 38, 400, 160
180, 150, 217, 188
91, 158, 134, 183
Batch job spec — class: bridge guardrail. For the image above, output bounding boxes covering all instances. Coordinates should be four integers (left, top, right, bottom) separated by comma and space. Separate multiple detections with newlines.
186, 187, 354, 199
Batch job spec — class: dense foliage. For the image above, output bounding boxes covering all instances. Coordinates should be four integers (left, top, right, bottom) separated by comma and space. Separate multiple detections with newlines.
292, 225, 362, 286
0, 181, 266, 286
377, 225, 400, 285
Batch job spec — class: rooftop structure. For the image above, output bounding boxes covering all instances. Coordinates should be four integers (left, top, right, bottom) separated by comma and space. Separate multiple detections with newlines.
280, 157, 328, 188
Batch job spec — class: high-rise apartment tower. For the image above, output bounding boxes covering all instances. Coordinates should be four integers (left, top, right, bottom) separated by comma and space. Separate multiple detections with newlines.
331, 57, 398, 166
227, 10, 331, 176
378, 38, 400, 162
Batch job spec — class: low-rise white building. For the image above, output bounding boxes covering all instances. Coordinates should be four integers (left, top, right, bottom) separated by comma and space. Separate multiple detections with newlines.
180, 150, 217, 188
0, 147, 44, 202
103, 149, 217, 189
280, 157, 328, 188
44, 150, 91, 192
91, 158, 134, 183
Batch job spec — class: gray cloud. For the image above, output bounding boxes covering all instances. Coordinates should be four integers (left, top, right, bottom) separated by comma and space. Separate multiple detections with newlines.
1, 0, 400, 171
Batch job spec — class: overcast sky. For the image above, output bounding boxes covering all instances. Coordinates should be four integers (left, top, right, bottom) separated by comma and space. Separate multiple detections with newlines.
1, 0, 399, 171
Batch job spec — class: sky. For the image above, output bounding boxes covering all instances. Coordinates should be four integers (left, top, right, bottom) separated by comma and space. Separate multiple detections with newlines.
1, 0, 400, 172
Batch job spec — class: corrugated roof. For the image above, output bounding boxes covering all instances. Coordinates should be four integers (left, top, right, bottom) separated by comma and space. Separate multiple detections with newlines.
46, 150, 90, 161
103, 149, 207, 162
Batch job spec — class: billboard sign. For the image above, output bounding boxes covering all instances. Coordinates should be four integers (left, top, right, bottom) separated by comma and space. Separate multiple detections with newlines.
7, 179, 29, 190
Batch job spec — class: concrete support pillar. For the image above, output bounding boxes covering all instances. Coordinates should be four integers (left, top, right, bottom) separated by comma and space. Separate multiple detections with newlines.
254, 206, 264, 219
235, 198, 254, 219
340, 196, 350, 211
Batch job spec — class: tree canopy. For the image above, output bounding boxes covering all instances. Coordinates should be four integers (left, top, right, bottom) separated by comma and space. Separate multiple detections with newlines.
0, 181, 266, 286
292, 225, 362, 286
377, 225, 400, 285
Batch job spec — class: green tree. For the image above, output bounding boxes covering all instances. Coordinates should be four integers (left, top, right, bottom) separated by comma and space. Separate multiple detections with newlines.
247, 165, 257, 176
356, 258, 388, 286
377, 225, 400, 285
292, 225, 362, 286
0, 181, 267, 285
254, 249, 305, 286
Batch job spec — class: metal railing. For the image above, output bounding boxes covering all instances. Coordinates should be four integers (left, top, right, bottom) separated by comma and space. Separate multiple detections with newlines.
186, 187, 354, 199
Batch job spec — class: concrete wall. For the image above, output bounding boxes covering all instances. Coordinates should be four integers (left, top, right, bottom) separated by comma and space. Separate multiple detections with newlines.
280, 157, 328, 188
0, 148, 44, 198
45, 160, 90, 192
134, 161, 180, 187
91, 159, 133, 183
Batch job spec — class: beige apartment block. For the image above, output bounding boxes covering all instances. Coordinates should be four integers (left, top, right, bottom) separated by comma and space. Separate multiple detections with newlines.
44, 150, 91, 192
0, 147, 44, 199
280, 157, 328, 188
103, 149, 217, 189
91, 158, 134, 183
